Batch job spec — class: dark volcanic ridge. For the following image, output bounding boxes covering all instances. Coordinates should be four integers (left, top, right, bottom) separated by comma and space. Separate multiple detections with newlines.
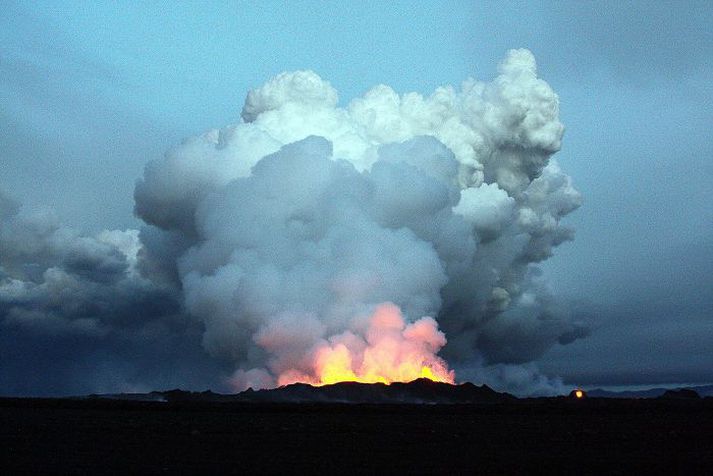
586, 384, 713, 399
89, 378, 515, 405
78, 381, 713, 405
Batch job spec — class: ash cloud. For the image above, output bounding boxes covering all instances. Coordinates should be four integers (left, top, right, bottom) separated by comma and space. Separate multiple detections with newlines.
1, 50, 584, 396
131, 49, 584, 394
0, 191, 171, 334
0, 191, 225, 396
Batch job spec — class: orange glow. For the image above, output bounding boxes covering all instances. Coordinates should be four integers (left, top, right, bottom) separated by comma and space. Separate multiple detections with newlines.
575, 389, 584, 399
276, 303, 455, 386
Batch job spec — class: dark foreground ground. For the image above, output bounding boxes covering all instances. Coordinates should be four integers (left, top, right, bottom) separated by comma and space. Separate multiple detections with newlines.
2, 397, 713, 474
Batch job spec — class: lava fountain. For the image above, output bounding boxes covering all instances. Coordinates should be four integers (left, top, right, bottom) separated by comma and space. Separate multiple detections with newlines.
273, 303, 455, 387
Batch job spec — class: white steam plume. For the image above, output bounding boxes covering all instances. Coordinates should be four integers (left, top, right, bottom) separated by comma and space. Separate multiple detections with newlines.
134, 49, 584, 393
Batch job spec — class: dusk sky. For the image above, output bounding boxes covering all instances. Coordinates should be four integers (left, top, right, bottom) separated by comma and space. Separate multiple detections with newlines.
2, 1, 712, 396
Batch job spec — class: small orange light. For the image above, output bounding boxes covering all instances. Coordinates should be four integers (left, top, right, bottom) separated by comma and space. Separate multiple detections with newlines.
575, 389, 584, 399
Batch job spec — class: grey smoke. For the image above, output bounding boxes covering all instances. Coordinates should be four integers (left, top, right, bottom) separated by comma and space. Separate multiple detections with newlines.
132, 49, 584, 394
1, 49, 584, 396
0, 190, 224, 395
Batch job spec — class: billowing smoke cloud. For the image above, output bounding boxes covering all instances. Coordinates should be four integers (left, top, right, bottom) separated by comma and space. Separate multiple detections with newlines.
0, 49, 584, 396
132, 49, 585, 394
0, 191, 152, 335
0, 191, 225, 396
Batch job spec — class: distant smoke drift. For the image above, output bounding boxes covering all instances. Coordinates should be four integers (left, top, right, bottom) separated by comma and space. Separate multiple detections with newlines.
134, 49, 584, 392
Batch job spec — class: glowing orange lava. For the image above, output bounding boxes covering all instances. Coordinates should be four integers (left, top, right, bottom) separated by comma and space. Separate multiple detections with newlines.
276, 302, 455, 386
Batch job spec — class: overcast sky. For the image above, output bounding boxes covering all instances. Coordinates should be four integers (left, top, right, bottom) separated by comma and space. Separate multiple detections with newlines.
1, 1, 712, 395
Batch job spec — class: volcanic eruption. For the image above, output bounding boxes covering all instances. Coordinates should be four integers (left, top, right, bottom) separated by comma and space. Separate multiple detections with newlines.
274, 303, 454, 386
129, 48, 584, 393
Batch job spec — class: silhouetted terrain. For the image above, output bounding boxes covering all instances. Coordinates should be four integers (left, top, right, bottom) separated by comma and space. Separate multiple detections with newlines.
587, 384, 713, 398
91, 378, 513, 404
2, 382, 713, 474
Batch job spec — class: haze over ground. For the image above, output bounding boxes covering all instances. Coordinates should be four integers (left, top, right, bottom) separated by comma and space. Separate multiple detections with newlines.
1, 1, 712, 396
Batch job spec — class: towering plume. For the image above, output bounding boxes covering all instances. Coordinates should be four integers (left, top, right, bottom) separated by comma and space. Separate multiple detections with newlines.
132, 49, 584, 393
